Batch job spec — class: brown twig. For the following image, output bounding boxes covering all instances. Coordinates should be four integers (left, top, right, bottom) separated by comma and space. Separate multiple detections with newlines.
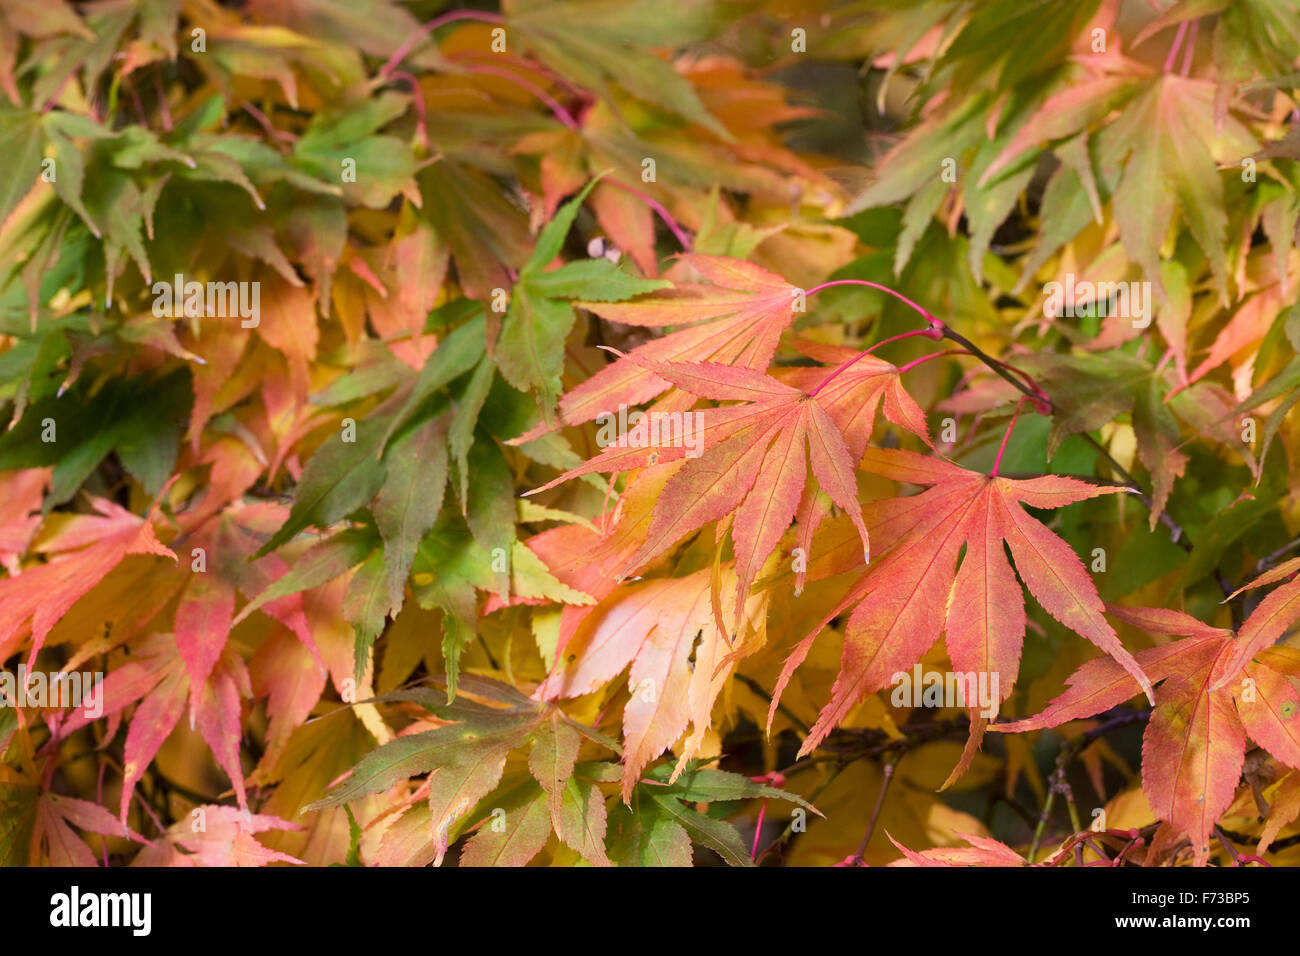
850, 754, 898, 864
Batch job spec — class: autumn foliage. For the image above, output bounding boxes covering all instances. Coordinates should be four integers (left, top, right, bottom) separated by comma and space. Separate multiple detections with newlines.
3, 0, 1300, 869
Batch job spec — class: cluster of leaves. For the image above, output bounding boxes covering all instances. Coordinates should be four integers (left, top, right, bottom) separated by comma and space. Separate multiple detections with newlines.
3, 0, 1300, 868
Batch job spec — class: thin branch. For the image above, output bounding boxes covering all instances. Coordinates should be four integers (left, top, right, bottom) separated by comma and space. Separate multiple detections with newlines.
1020, 707, 1149, 862
379, 9, 506, 79
931, 322, 1234, 601
850, 754, 898, 864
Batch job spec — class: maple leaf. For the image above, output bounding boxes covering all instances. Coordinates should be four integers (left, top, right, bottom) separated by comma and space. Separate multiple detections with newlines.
510, 254, 801, 441
293, 92, 421, 210
132, 806, 303, 867
527, 357, 875, 608
0, 367, 192, 504
307, 675, 617, 866
772, 448, 1154, 757
508, 0, 730, 139
612, 763, 819, 867
494, 177, 669, 419
991, 602, 1300, 865
538, 565, 768, 799
29, 790, 148, 866
0, 106, 112, 245
887, 831, 1027, 868
1016, 350, 1194, 527
0, 496, 175, 669
0, 467, 50, 573
6, 0, 1299, 873
58, 633, 252, 825
1096, 75, 1258, 297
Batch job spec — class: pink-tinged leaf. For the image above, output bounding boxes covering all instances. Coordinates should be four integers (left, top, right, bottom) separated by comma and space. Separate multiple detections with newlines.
524, 402, 767, 495
541, 568, 754, 797
730, 418, 806, 607
857, 446, 976, 486
625, 357, 802, 404
980, 76, 1139, 185
538, 577, 672, 701
1188, 286, 1283, 385
990, 635, 1222, 733
520, 522, 630, 666
35, 792, 149, 866
620, 582, 704, 801
592, 181, 657, 277
1105, 603, 1234, 641
193, 656, 251, 815
174, 572, 236, 706
249, 629, 328, 774
881, 376, 932, 447
58, 658, 167, 738
1233, 662, 1300, 769
0, 498, 176, 669
133, 806, 303, 867
621, 424, 774, 575
887, 832, 946, 867
672, 584, 768, 777
997, 473, 1123, 509
996, 489, 1153, 705
940, 713, 989, 791
1215, 574, 1300, 690
1228, 556, 1300, 601
801, 497, 971, 755
120, 665, 187, 824
805, 401, 870, 562
945, 499, 1025, 704
512, 255, 797, 438
887, 831, 1026, 867
777, 458, 1147, 751
1142, 670, 1245, 867
0, 467, 48, 573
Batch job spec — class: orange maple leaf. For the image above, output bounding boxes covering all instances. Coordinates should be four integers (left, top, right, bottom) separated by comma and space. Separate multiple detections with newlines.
772, 448, 1154, 756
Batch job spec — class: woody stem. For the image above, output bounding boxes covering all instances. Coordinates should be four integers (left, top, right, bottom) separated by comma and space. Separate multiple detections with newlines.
935, 325, 1050, 406
851, 755, 898, 864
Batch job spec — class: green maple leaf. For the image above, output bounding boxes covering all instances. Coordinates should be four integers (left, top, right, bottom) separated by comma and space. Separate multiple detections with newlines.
495, 177, 669, 420
294, 92, 420, 209
256, 412, 393, 556
1097, 76, 1258, 299
0, 366, 191, 505
307, 675, 616, 865
613, 763, 819, 867
509, 0, 730, 138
